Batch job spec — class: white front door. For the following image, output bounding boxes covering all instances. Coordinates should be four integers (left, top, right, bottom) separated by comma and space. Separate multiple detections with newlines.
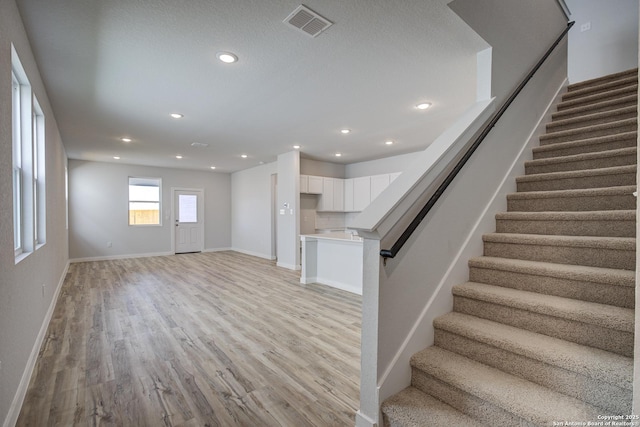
174, 189, 204, 254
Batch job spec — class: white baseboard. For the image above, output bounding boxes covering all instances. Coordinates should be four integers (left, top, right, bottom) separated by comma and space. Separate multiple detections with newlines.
70, 251, 173, 263
311, 277, 362, 295
203, 247, 232, 253
276, 261, 301, 271
4, 260, 70, 427
230, 247, 276, 260
355, 411, 378, 427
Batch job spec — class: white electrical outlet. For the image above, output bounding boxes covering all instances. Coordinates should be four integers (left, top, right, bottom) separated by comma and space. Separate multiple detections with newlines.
580, 21, 591, 32
107, 241, 112, 248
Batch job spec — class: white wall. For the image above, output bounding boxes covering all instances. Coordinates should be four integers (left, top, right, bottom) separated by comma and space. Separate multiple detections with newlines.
231, 161, 278, 259
300, 158, 345, 178
0, 0, 70, 424
276, 151, 300, 269
68, 160, 231, 260
566, 0, 638, 84
346, 151, 420, 178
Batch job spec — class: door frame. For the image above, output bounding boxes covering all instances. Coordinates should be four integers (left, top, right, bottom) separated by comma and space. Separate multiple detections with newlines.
171, 187, 205, 254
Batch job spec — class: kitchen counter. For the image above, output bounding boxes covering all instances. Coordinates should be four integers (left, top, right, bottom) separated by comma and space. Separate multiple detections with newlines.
300, 232, 363, 295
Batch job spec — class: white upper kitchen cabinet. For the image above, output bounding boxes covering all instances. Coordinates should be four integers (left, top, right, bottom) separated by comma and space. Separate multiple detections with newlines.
300, 175, 324, 194
344, 178, 354, 212
318, 178, 335, 211
308, 175, 323, 194
333, 178, 344, 211
318, 178, 345, 211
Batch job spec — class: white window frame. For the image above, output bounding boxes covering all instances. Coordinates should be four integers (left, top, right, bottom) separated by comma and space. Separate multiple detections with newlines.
12, 70, 22, 257
128, 177, 162, 226
12, 44, 40, 263
33, 97, 46, 247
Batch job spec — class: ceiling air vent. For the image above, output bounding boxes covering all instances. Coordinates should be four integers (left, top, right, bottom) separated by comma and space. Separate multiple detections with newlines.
284, 5, 333, 38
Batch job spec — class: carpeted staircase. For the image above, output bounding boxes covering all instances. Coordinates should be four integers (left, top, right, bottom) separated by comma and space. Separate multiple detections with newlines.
382, 68, 638, 426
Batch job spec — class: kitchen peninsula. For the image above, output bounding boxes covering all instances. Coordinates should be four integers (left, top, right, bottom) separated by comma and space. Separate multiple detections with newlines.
300, 232, 363, 295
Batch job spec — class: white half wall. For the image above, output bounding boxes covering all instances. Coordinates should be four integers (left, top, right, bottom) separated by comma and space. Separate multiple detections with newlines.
231, 162, 278, 259
566, 0, 639, 84
68, 160, 231, 260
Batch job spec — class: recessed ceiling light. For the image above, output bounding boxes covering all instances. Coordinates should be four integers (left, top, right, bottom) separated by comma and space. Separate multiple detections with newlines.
210, 166, 216, 170
170, 113, 184, 119
191, 142, 209, 148
385, 140, 394, 145
121, 137, 132, 143
340, 129, 351, 134
293, 145, 301, 149
113, 156, 120, 160
335, 153, 342, 157
241, 154, 248, 158
416, 102, 432, 110
176, 155, 183, 159
217, 52, 238, 63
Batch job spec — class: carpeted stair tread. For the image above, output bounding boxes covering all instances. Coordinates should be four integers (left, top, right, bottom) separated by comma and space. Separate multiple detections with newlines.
506, 185, 636, 212
494, 210, 636, 237
433, 312, 633, 389
410, 347, 601, 425
547, 105, 637, 132
552, 94, 637, 121
566, 68, 637, 92
452, 282, 634, 333
532, 131, 637, 159
539, 118, 637, 146
562, 76, 638, 101
525, 146, 636, 174
483, 232, 635, 251
468, 256, 635, 288
382, 387, 485, 427
515, 164, 636, 192
557, 85, 639, 111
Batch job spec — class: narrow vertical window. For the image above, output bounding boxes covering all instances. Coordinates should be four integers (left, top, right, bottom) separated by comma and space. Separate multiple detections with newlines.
128, 177, 161, 225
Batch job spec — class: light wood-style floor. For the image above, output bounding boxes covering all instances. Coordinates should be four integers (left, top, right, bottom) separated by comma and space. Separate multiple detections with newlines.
17, 251, 362, 426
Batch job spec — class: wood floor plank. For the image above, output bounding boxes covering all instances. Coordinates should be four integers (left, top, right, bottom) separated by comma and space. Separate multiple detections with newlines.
16, 251, 361, 426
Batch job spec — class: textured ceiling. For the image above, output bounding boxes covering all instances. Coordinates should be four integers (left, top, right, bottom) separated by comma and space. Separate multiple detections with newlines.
15, 0, 488, 172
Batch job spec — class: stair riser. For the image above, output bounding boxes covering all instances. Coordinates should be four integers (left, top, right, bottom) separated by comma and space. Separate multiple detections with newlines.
507, 194, 636, 212
525, 153, 636, 174
553, 98, 638, 121
411, 369, 534, 427
453, 296, 633, 357
483, 241, 635, 270
558, 87, 639, 111
532, 135, 637, 159
468, 265, 634, 308
540, 122, 637, 146
434, 330, 631, 414
516, 171, 636, 192
495, 218, 635, 238
547, 110, 637, 133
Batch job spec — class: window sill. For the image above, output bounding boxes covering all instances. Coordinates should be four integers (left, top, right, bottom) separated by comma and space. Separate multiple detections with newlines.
15, 251, 31, 265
